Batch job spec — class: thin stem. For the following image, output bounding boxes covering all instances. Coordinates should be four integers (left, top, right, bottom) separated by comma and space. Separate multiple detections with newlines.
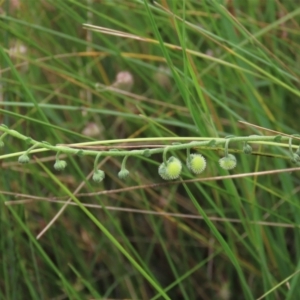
0, 132, 8, 141
55, 151, 61, 161
186, 144, 191, 159
94, 152, 102, 172
163, 147, 170, 165
289, 137, 293, 155
121, 155, 129, 170
26, 143, 40, 154
224, 139, 230, 157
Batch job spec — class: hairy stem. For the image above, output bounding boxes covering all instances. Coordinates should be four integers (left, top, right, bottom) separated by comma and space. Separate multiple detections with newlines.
0, 125, 298, 161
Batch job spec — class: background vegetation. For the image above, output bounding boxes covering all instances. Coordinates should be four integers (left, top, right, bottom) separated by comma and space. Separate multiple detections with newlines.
1, 0, 300, 299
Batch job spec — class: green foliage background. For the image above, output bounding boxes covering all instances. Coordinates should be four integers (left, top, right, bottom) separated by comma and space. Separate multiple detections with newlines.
1, 1, 300, 299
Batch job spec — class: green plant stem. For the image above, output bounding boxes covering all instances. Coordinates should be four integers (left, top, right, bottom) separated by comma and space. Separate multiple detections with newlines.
25, 143, 40, 154
55, 151, 61, 160
93, 152, 102, 172
0, 132, 8, 142
224, 139, 230, 157
289, 137, 293, 155
0, 125, 299, 161
186, 144, 191, 159
162, 146, 170, 165
120, 155, 129, 170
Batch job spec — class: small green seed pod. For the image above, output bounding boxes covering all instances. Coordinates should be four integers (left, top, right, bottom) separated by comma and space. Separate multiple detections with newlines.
54, 160, 67, 171
118, 169, 130, 180
92, 169, 105, 182
158, 156, 182, 180
186, 154, 206, 174
18, 154, 30, 164
219, 154, 237, 170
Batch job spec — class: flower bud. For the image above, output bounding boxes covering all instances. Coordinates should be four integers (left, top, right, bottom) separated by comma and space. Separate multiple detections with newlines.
143, 149, 151, 157
118, 169, 130, 180
54, 160, 67, 171
92, 170, 105, 182
18, 154, 30, 164
219, 154, 237, 170
243, 143, 252, 154
82, 123, 101, 137
112, 71, 134, 92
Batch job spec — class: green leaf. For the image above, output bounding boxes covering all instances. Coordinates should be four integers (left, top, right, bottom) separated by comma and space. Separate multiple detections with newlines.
25, 138, 32, 144
76, 150, 85, 156
274, 135, 282, 142
208, 139, 216, 147
143, 149, 151, 157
